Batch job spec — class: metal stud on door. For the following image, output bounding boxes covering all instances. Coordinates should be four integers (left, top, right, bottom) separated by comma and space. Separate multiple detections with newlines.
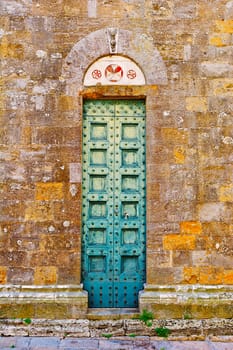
82, 100, 146, 308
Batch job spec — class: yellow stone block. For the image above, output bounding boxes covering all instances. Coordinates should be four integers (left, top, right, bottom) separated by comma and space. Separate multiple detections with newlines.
25, 202, 53, 221
211, 79, 233, 96
21, 127, 31, 145
0, 93, 6, 109
209, 34, 231, 47
180, 221, 202, 235
163, 234, 196, 250
64, 4, 81, 16
0, 37, 24, 59
174, 146, 185, 164
183, 267, 200, 283
223, 270, 233, 284
58, 95, 76, 111
215, 20, 233, 33
184, 266, 224, 285
0, 266, 7, 284
199, 267, 223, 285
35, 182, 63, 201
209, 36, 225, 47
186, 97, 207, 112
161, 128, 188, 145
34, 266, 57, 285
219, 184, 233, 202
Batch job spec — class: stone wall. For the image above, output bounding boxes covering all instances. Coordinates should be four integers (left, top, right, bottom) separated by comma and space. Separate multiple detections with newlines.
0, 0, 233, 319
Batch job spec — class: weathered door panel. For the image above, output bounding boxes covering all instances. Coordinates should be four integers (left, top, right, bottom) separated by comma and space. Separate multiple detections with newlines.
82, 100, 146, 308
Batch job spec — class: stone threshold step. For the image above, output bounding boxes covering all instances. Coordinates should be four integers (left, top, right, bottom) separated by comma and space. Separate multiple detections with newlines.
87, 308, 140, 320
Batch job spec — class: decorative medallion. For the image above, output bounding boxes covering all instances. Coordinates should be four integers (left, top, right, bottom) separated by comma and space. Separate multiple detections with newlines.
105, 64, 123, 82
127, 69, 137, 79
92, 69, 102, 79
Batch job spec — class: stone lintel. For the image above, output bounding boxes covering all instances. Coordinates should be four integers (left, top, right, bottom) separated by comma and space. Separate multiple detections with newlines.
139, 284, 233, 319
79, 85, 158, 99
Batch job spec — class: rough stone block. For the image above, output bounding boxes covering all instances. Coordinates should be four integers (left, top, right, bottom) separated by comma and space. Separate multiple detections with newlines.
0, 267, 6, 284
183, 267, 200, 283
180, 221, 202, 235
0, 37, 24, 59
25, 202, 53, 222
198, 203, 225, 222
7, 268, 34, 284
174, 2, 197, 19
219, 184, 233, 202
199, 267, 224, 284
58, 95, 76, 111
173, 146, 185, 164
34, 266, 57, 285
212, 78, 233, 96
200, 62, 233, 78
172, 250, 191, 267
69, 163, 81, 183
185, 97, 207, 112
35, 182, 63, 201
223, 270, 233, 284
209, 33, 232, 47
161, 128, 188, 145
215, 19, 233, 33
163, 234, 196, 250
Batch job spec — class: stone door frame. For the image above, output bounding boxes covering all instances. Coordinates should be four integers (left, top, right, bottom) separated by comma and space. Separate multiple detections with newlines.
61, 27, 168, 315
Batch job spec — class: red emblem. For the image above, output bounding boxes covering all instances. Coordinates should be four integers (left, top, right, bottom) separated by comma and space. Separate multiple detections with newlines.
127, 69, 136, 79
92, 69, 102, 79
105, 64, 123, 82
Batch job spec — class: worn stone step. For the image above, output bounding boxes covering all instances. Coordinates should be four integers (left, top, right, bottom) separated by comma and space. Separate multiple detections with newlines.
87, 308, 139, 320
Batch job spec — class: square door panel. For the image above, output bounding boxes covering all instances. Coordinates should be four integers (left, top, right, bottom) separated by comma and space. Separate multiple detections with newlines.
122, 175, 139, 192
89, 256, 106, 272
122, 149, 138, 166
122, 124, 139, 140
121, 256, 138, 273
122, 202, 138, 218
90, 149, 107, 166
89, 175, 106, 192
88, 228, 106, 244
89, 202, 107, 218
122, 229, 138, 244
90, 123, 107, 140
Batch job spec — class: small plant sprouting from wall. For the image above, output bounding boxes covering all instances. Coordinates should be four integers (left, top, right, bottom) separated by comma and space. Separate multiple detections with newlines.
139, 309, 154, 327
22, 318, 32, 325
102, 333, 113, 339
128, 333, 136, 337
183, 311, 192, 320
154, 327, 171, 338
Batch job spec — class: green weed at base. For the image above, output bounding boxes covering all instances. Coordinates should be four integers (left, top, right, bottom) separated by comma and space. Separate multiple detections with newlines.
154, 327, 171, 338
22, 318, 32, 325
128, 333, 136, 337
138, 309, 154, 327
102, 333, 113, 339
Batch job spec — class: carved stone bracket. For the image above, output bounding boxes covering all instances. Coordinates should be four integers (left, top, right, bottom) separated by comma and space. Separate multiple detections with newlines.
107, 27, 118, 54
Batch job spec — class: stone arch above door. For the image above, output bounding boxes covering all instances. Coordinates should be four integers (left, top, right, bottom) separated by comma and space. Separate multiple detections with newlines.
62, 28, 167, 95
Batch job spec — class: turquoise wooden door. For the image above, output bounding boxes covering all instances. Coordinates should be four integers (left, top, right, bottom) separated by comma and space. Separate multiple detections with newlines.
82, 100, 146, 308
